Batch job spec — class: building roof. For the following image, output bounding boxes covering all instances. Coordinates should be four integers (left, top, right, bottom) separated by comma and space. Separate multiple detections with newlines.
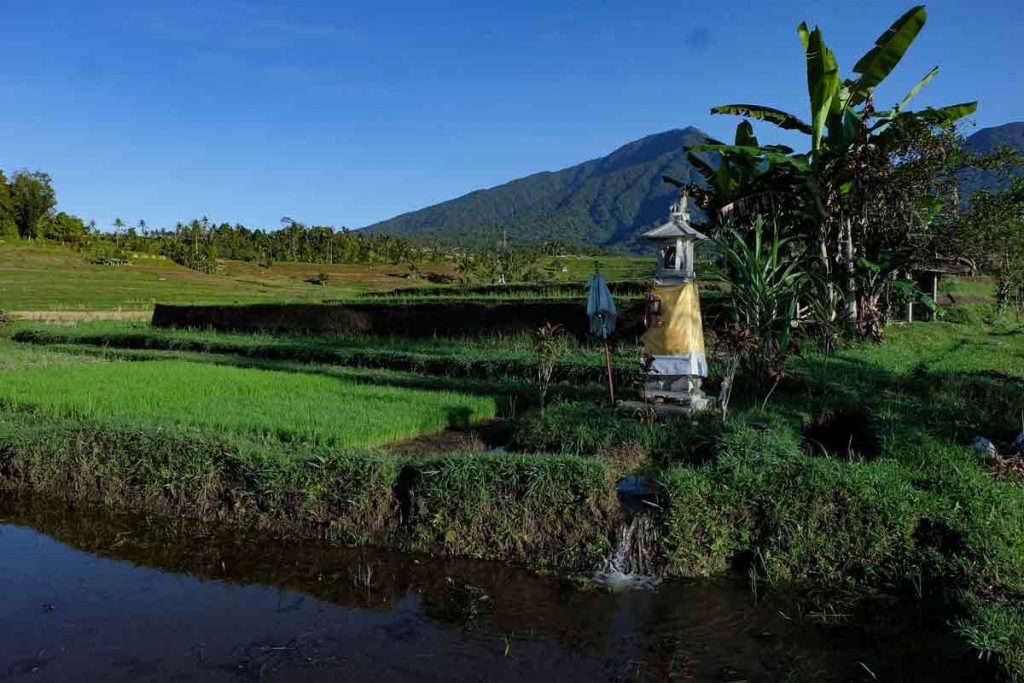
913, 258, 974, 275
642, 220, 708, 241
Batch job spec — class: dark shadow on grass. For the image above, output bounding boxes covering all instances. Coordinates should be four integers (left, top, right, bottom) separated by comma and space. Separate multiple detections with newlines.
769, 352, 1024, 450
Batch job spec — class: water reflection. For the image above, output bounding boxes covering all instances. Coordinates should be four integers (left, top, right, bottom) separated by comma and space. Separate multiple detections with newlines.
0, 494, 988, 682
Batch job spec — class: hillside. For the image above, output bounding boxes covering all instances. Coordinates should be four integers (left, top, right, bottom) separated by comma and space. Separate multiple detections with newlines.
361, 128, 711, 251
961, 121, 1024, 193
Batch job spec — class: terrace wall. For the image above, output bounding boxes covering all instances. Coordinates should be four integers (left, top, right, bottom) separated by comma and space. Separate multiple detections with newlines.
151, 301, 657, 339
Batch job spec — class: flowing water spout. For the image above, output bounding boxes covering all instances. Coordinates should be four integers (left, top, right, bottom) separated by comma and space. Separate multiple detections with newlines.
593, 514, 661, 590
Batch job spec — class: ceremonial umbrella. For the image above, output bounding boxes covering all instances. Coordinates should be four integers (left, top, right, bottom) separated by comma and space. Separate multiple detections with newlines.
586, 272, 617, 403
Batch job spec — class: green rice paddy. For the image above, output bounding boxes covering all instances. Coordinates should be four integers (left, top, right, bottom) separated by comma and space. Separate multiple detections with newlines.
0, 360, 497, 447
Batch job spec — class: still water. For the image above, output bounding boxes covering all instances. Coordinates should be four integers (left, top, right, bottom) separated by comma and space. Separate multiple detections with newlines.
0, 495, 987, 682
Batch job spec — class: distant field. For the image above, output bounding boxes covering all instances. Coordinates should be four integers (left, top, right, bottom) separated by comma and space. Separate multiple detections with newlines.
551, 254, 652, 281
0, 360, 497, 447
0, 241, 652, 312
0, 242, 456, 311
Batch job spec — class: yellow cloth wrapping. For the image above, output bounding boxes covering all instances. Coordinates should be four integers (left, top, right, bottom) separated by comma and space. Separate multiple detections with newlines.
641, 282, 705, 356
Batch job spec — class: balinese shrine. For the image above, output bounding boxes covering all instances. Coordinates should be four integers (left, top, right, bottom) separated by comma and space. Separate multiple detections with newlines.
639, 191, 712, 411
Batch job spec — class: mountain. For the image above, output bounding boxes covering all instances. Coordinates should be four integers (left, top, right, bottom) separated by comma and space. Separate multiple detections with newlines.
361, 123, 1024, 250
361, 128, 711, 251
961, 122, 1024, 194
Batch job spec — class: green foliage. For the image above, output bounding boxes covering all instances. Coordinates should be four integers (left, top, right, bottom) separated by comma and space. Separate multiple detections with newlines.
514, 401, 725, 466
848, 6, 927, 105
40, 211, 88, 246
660, 418, 921, 585
0, 170, 17, 240
958, 596, 1024, 679
163, 218, 220, 273
87, 241, 129, 266
717, 217, 803, 340
658, 466, 751, 576
958, 178, 1024, 309
0, 338, 109, 370
733, 453, 921, 586
532, 322, 569, 414
715, 216, 804, 385
703, 5, 992, 339
803, 271, 847, 352
8, 170, 57, 239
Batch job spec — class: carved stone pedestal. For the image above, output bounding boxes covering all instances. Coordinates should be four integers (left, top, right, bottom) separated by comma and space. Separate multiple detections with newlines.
641, 375, 712, 411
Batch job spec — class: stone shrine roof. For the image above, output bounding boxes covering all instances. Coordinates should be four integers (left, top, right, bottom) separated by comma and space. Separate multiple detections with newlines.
642, 220, 708, 241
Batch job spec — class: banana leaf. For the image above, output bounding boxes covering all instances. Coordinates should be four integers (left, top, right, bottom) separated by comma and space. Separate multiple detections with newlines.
849, 5, 928, 106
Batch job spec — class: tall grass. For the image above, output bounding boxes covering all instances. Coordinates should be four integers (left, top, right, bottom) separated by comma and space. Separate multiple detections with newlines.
0, 360, 497, 447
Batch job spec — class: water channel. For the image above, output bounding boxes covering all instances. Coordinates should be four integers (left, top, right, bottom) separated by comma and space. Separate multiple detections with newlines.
0, 495, 987, 681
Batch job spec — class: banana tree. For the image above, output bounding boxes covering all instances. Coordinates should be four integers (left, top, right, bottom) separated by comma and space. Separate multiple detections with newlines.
703, 5, 976, 332
663, 121, 808, 229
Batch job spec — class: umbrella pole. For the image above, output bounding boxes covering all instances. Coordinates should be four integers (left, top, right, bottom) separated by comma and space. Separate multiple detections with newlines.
602, 339, 615, 404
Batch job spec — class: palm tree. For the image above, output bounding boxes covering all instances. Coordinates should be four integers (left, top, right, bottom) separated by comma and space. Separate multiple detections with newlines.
113, 217, 125, 250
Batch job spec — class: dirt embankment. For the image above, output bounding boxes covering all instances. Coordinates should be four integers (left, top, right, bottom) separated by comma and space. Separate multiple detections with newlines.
10, 310, 152, 322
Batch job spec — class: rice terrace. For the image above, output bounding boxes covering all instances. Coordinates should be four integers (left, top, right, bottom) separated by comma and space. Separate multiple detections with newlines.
2, 3, 1024, 682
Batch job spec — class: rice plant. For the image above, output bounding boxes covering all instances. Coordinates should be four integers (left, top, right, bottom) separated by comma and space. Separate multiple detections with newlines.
0, 360, 497, 447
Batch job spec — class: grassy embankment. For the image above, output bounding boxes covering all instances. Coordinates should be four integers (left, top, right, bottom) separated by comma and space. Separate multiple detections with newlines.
517, 309, 1024, 675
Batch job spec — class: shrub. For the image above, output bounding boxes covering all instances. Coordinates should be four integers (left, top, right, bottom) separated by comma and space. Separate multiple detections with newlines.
87, 242, 129, 266
306, 272, 330, 286
714, 216, 805, 392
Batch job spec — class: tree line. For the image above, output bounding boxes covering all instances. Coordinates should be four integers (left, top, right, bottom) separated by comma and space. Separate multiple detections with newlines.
0, 170, 579, 281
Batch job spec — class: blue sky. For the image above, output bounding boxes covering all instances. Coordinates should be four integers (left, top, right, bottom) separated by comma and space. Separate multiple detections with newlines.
1, 0, 1021, 231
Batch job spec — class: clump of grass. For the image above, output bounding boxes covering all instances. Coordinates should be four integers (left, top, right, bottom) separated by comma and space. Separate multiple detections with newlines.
658, 466, 751, 576
0, 360, 497, 448
514, 401, 725, 466
400, 452, 616, 567
657, 418, 919, 585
